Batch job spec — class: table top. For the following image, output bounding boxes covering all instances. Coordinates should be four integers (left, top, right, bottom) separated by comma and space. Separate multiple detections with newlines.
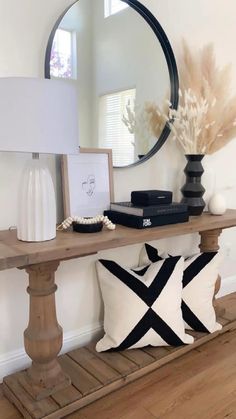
1, 210, 236, 271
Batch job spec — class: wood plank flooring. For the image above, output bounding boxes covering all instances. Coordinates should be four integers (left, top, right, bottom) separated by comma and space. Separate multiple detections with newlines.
2, 293, 236, 419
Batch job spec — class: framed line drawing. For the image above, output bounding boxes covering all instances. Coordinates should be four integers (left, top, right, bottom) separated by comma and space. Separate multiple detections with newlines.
61, 148, 114, 218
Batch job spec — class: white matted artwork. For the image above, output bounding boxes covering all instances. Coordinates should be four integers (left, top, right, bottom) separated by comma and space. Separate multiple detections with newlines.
61, 148, 114, 218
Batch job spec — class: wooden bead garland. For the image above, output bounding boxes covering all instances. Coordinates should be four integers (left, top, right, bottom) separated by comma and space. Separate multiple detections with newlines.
57, 215, 116, 231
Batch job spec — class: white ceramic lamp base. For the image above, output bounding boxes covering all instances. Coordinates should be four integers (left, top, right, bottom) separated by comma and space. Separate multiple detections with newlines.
17, 157, 56, 242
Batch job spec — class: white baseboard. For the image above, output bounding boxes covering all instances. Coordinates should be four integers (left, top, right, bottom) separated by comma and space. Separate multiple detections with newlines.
0, 322, 103, 383
1, 276, 236, 383
0, 347, 30, 383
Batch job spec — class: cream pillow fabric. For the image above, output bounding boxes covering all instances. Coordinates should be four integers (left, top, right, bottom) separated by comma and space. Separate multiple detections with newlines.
140, 243, 222, 333
96, 256, 193, 352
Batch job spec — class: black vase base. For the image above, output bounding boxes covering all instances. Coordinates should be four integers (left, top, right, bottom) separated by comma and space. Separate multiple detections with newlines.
181, 198, 205, 216
188, 207, 205, 216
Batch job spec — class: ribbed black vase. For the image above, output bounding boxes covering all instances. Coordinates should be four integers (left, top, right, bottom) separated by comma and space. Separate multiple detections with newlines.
181, 154, 205, 216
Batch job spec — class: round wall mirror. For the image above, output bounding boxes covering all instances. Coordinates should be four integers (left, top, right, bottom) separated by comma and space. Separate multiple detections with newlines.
45, 0, 179, 167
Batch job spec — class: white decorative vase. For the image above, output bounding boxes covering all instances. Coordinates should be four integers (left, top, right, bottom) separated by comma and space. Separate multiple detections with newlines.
208, 193, 226, 215
17, 157, 56, 242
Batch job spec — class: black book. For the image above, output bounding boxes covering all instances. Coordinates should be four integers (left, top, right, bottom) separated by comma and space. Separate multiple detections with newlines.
104, 210, 189, 229
110, 202, 188, 217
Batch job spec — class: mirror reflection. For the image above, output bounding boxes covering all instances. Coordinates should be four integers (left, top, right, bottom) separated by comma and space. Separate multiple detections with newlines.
48, 0, 170, 166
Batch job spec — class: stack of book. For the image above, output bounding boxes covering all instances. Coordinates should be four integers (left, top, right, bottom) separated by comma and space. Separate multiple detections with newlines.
104, 190, 189, 229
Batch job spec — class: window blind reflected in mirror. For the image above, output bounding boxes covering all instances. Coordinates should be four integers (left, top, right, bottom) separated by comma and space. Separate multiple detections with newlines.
99, 89, 136, 166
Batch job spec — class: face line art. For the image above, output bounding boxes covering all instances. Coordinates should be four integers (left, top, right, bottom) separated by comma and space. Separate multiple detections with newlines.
82, 174, 96, 197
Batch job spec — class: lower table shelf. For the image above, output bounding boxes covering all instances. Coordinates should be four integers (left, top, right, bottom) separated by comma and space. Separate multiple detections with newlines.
3, 292, 236, 419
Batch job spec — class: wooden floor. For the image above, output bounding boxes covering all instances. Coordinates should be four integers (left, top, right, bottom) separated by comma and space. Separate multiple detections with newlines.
2, 294, 236, 419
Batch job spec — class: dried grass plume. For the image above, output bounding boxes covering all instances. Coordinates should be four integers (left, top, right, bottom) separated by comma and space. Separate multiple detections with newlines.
179, 40, 236, 154
147, 40, 236, 154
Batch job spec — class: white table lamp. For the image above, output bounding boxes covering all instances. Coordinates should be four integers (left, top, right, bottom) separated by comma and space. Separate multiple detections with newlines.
0, 77, 79, 242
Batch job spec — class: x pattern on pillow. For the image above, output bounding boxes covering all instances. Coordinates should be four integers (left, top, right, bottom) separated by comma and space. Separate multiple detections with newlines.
145, 243, 218, 333
99, 256, 188, 350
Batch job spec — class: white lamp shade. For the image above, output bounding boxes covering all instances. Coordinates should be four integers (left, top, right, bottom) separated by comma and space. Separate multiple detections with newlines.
0, 77, 79, 154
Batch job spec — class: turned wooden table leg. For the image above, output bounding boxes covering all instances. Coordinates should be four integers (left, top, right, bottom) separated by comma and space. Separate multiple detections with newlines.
199, 229, 224, 317
18, 261, 71, 400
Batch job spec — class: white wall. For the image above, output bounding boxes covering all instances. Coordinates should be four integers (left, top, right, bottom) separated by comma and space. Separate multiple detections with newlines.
0, 0, 236, 380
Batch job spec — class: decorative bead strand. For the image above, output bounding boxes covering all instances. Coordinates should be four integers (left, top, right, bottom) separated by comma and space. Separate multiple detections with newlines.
100, 215, 116, 230
57, 215, 116, 231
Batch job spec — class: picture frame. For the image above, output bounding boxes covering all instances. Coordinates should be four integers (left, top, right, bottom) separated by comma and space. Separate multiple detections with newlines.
61, 148, 114, 218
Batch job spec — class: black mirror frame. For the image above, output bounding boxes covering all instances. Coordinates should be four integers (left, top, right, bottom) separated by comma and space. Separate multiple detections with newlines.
44, 0, 179, 168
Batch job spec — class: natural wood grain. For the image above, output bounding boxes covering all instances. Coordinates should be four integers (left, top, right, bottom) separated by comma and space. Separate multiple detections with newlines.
217, 292, 236, 321
3, 332, 236, 419
119, 408, 156, 419
4, 315, 236, 419
3, 374, 58, 418
199, 228, 224, 316
87, 344, 138, 375
58, 355, 102, 395
19, 262, 70, 401
209, 398, 236, 419
121, 349, 155, 368
68, 347, 121, 384
74, 328, 236, 419
51, 385, 81, 408
199, 228, 222, 252
3, 293, 236, 419
147, 351, 236, 418
0, 385, 22, 419
142, 346, 173, 359
1, 210, 236, 271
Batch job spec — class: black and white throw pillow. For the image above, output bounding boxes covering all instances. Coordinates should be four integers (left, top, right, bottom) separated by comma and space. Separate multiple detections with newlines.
96, 257, 193, 352
140, 243, 222, 333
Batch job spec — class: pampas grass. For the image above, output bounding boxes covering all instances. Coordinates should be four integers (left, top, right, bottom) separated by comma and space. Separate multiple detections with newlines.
144, 91, 214, 154
179, 41, 236, 154
147, 41, 236, 154
122, 100, 164, 155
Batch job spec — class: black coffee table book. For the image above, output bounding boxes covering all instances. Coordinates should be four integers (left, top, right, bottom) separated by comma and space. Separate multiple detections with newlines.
104, 210, 189, 229
110, 202, 187, 217
106, 190, 189, 229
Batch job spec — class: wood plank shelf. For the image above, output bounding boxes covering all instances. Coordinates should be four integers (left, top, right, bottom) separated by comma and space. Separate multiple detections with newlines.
1, 210, 236, 271
3, 293, 236, 419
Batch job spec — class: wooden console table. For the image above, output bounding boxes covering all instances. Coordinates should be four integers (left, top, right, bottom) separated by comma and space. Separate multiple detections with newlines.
1, 210, 236, 419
